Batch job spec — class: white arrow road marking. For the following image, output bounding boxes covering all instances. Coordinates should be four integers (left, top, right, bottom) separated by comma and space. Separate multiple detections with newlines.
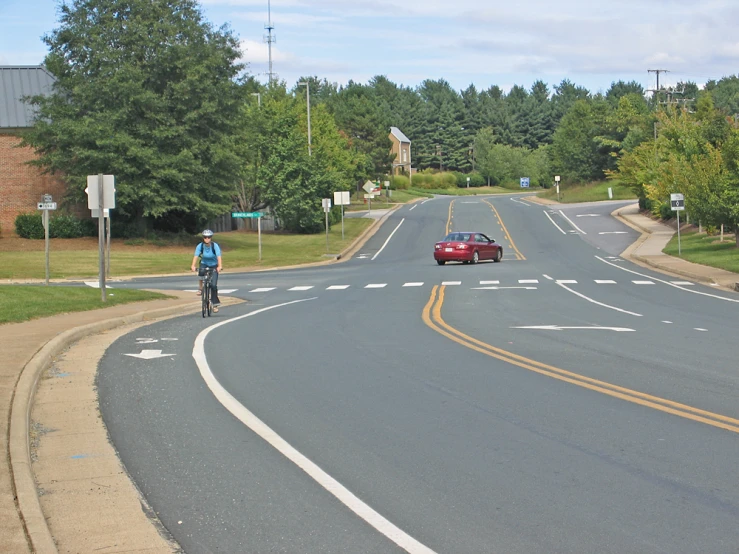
124, 349, 175, 359
193, 299, 436, 554
473, 286, 537, 290
512, 325, 635, 332
598, 231, 628, 235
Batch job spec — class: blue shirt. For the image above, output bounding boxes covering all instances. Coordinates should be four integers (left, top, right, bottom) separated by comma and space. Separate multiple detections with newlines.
195, 242, 221, 266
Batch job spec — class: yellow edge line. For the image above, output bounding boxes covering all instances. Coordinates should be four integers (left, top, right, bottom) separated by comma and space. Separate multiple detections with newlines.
483, 199, 526, 261
422, 286, 739, 434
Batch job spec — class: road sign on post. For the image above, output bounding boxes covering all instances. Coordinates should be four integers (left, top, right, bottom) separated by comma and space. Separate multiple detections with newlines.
37, 194, 57, 285
334, 191, 350, 240
671, 193, 685, 256
232, 212, 264, 260
87, 175, 116, 301
232, 212, 263, 218
520, 177, 530, 188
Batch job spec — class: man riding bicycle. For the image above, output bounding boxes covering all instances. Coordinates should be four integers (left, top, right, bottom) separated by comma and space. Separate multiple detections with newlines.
191, 229, 222, 311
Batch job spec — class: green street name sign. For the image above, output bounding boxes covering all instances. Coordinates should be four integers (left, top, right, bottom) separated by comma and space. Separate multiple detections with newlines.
232, 212, 263, 218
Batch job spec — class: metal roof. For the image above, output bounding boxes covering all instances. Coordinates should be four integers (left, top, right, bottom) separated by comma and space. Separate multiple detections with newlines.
0, 66, 55, 128
390, 126, 410, 143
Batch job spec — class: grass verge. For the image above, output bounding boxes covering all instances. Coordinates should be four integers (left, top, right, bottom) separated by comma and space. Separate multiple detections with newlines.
0, 287, 170, 325
538, 181, 637, 203
663, 229, 739, 273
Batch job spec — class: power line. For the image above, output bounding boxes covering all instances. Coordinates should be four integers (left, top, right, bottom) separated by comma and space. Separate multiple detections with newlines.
647, 68, 669, 100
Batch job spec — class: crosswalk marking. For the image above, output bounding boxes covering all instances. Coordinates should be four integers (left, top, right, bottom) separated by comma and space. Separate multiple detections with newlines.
670, 281, 694, 286
403, 282, 424, 287
249, 287, 276, 292
556, 280, 577, 284
594, 280, 616, 284
632, 280, 655, 285
365, 284, 387, 288
479, 280, 500, 285
519, 279, 539, 284
326, 285, 350, 290
288, 286, 314, 291
441, 281, 461, 286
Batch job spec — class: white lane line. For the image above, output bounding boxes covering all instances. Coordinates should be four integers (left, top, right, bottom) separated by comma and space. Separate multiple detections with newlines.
694, 328, 708, 332
663, 321, 673, 324
372, 218, 405, 261
670, 281, 694, 286
556, 280, 577, 284
479, 280, 500, 285
632, 280, 655, 285
576, 214, 600, 217
461, 201, 478, 204
544, 210, 567, 234
510, 197, 529, 206
519, 279, 539, 284
193, 300, 436, 554
441, 281, 461, 286
599, 231, 628, 235
249, 287, 276, 292
403, 282, 424, 287
559, 210, 587, 234
556, 282, 643, 317
594, 280, 616, 284
326, 285, 350, 290
365, 283, 387, 288
288, 286, 314, 291
597, 255, 739, 303
409, 204, 418, 211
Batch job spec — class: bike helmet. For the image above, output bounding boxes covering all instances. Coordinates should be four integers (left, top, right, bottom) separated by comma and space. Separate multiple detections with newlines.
202, 229, 214, 237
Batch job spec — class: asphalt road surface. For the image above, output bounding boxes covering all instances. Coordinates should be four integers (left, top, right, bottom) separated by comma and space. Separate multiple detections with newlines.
98, 195, 739, 553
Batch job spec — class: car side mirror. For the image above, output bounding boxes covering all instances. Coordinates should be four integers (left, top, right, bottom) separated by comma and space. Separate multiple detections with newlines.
489, 239, 496, 243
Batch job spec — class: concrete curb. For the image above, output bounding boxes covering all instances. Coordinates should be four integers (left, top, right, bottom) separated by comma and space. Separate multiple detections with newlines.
9, 300, 208, 554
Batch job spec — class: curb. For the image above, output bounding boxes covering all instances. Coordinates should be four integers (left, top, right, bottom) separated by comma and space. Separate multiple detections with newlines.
9, 299, 212, 554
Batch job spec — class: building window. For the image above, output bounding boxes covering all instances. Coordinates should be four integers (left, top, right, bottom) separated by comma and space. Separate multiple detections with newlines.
402, 150, 407, 162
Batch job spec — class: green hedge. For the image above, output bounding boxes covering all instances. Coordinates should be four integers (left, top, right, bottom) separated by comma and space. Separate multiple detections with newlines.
14, 212, 97, 239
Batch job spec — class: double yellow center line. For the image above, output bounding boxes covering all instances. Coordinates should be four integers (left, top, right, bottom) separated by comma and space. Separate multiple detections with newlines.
422, 285, 739, 434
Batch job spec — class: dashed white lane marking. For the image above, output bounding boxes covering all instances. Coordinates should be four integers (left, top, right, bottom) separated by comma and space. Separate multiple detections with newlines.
365, 283, 387, 288
288, 286, 314, 291
632, 280, 655, 285
441, 281, 461, 286
326, 285, 350, 290
670, 281, 694, 286
595, 280, 616, 284
218, 289, 238, 293
519, 279, 539, 284
403, 282, 424, 287
694, 328, 708, 332
479, 280, 499, 285
556, 280, 577, 284
662, 321, 673, 324
193, 300, 437, 554
249, 287, 276, 292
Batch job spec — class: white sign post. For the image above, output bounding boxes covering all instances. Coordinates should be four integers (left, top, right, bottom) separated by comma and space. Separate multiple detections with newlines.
333, 191, 350, 240
36, 194, 57, 285
86, 175, 115, 301
554, 175, 561, 202
670, 193, 685, 256
322, 198, 332, 252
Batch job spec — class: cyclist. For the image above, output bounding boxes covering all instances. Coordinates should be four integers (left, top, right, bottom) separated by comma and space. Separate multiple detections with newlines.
191, 229, 222, 312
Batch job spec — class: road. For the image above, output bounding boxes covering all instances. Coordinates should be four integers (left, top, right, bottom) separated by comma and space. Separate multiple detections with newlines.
97, 195, 739, 553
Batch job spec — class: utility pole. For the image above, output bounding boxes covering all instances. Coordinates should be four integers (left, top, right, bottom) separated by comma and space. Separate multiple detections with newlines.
264, 0, 276, 85
648, 69, 669, 101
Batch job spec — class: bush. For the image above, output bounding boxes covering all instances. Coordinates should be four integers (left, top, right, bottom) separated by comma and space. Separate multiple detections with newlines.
390, 174, 410, 189
50, 214, 84, 238
658, 202, 674, 220
15, 213, 44, 239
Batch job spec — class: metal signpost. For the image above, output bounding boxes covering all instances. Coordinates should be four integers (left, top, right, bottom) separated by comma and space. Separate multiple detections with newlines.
333, 191, 350, 240
37, 194, 57, 285
555, 175, 561, 202
670, 193, 685, 255
232, 212, 264, 260
322, 198, 332, 252
86, 175, 115, 301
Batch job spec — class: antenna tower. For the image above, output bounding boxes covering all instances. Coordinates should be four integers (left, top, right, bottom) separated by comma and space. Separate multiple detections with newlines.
647, 69, 669, 101
264, 0, 276, 85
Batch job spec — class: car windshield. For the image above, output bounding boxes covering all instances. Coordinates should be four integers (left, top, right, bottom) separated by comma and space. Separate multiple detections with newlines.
443, 233, 471, 242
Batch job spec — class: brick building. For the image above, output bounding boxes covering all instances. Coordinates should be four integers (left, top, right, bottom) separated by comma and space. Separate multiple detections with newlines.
0, 66, 67, 236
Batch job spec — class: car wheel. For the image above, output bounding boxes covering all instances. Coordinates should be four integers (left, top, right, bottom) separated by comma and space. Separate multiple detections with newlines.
494, 248, 502, 262
471, 251, 479, 264
437, 260, 446, 265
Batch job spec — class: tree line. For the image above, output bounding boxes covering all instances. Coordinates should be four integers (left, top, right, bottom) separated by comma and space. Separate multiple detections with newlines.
21, 0, 739, 242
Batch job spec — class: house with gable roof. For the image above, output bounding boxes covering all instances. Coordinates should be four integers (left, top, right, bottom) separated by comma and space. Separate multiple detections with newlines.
389, 126, 412, 176
0, 65, 67, 235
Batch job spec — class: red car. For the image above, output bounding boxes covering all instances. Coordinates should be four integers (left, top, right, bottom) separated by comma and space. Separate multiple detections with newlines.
434, 232, 503, 265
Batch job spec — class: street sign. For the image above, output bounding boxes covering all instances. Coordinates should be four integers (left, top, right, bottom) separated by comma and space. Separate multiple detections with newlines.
232, 212, 263, 218
85, 175, 116, 209
322, 198, 332, 209
37, 202, 57, 210
363, 180, 376, 194
670, 193, 685, 211
333, 191, 350, 206
520, 177, 530, 188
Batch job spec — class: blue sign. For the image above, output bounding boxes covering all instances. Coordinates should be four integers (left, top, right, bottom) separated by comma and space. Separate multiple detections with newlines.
520, 177, 530, 188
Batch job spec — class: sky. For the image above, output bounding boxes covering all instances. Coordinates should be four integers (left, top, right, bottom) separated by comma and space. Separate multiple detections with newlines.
2, 0, 739, 96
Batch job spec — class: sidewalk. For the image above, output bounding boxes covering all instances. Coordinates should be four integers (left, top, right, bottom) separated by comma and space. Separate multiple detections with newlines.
2, 202, 738, 553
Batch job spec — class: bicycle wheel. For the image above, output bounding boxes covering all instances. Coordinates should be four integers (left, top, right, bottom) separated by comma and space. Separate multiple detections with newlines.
202, 283, 208, 318
207, 286, 212, 317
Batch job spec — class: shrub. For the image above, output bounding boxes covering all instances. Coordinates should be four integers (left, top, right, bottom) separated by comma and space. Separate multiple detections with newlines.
390, 174, 410, 189
50, 214, 85, 238
658, 202, 674, 220
15, 213, 44, 239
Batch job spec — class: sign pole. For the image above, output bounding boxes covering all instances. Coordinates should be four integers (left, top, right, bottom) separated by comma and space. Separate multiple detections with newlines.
97, 173, 106, 301
106, 212, 111, 278
325, 210, 329, 252
677, 211, 681, 256
258, 216, 262, 261
44, 209, 50, 285
341, 205, 344, 240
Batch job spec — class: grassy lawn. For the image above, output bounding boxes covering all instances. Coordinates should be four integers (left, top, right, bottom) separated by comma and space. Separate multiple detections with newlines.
0, 286, 170, 324
663, 229, 739, 273
0, 218, 374, 280
538, 181, 637, 203
411, 185, 516, 196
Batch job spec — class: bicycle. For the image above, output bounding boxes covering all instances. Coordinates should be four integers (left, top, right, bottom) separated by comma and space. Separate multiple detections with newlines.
201, 267, 216, 317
